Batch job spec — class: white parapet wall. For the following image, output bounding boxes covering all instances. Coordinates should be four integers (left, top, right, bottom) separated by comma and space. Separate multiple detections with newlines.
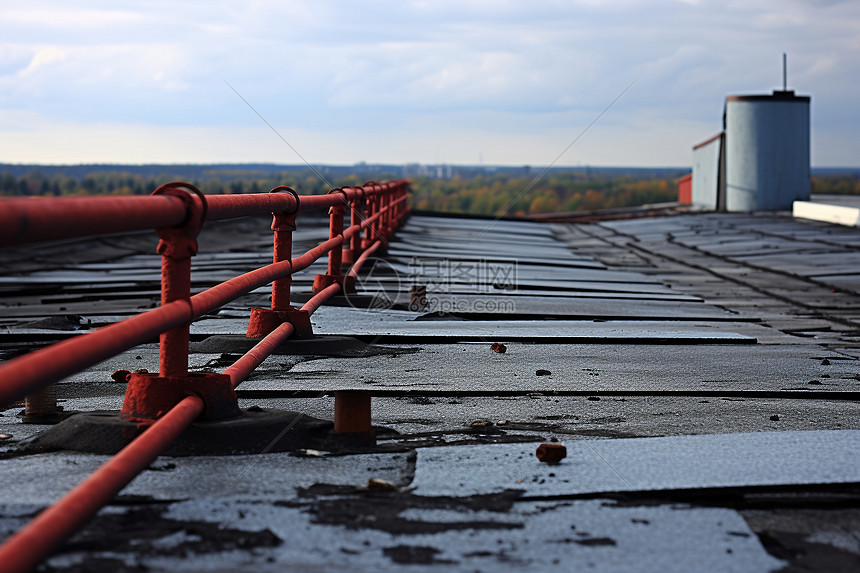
793, 200, 860, 227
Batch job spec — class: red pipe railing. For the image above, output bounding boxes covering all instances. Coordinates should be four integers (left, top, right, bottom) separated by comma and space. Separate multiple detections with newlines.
0, 179, 410, 572
0, 180, 408, 406
0, 395, 206, 573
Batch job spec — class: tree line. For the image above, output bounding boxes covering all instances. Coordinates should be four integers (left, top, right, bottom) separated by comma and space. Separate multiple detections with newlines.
3, 166, 856, 216
0, 167, 687, 216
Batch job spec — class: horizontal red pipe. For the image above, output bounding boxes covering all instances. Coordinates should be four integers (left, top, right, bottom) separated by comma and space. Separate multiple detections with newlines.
0, 181, 409, 247
223, 322, 295, 388
207, 193, 298, 220
0, 237, 348, 407
0, 184, 407, 406
0, 195, 188, 247
300, 239, 384, 315
348, 240, 383, 278
0, 301, 193, 407
0, 394, 205, 573
190, 261, 293, 317
300, 283, 343, 316
342, 209, 383, 240
291, 235, 344, 273
224, 239, 385, 386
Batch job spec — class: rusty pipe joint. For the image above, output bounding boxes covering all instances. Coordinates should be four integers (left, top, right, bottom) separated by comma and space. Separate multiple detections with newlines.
269, 185, 300, 231
152, 182, 207, 259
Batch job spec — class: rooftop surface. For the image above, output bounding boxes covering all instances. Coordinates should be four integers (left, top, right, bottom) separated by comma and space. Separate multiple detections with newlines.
1, 208, 859, 571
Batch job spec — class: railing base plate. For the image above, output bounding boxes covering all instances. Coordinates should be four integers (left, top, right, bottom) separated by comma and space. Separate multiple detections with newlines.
17, 408, 380, 456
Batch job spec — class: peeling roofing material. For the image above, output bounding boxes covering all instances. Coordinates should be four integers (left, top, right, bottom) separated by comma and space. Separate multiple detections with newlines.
1, 208, 859, 571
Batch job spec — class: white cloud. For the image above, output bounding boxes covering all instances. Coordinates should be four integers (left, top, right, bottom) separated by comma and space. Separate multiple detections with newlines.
0, 0, 857, 166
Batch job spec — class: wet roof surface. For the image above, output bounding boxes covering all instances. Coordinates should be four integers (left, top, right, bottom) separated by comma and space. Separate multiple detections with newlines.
1, 209, 859, 571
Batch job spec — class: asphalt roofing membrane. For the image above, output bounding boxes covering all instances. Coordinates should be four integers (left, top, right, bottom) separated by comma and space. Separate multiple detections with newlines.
1, 209, 859, 571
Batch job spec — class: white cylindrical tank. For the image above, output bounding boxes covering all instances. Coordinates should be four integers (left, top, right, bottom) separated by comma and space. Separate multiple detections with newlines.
724, 91, 810, 211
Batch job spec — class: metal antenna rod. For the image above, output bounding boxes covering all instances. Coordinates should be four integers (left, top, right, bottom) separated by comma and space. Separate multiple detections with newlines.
783, 53, 787, 91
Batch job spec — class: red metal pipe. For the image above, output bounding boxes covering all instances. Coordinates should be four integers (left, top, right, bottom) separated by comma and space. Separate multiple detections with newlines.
348, 240, 383, 278
0, 180, 411, 573
326, 200, 346, 277
190, 261, 292, 317
349, 191, 364, 257
0, 301, 192, 407
0, 195, 188, 247
227, 239, 385, 386
159, 255, 192, 378
271, 224, 294, 310
269, 187, 299, 311
0, 394, 205, 573
0, 235, 350, 407
0, 184, 406, 407
301, 238, 384, 315
300, 283, 342, 315
223, 322, 295, 388
0, 182, 407, 248
206, 193, 297, 221
291, 235, 344, 274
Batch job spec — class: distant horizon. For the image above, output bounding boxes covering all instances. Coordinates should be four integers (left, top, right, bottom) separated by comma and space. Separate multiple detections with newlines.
1, 161, 858, 172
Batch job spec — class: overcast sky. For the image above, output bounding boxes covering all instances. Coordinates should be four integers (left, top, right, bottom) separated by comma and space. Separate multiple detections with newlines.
1, 1, 857, 167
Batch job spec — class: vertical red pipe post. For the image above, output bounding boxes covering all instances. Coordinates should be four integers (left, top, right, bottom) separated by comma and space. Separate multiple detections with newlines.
312, 190, 355, 295
370, 183, 383, 243
270, 187, 300, 311
342, 188, 365, 266
121, 183, 239, 423
392, 183, 402, 227
362, 189, 376, 250
246, 186, 311, 338
152, 185, 206, 378
326, 201, 345, 277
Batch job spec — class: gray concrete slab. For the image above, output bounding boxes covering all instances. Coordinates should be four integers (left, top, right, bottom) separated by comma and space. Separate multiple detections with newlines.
122, 498, 781, 573
238, 341, 856, 392
0, 450, 414, 507
307, 317, 757, 342
411, 430, 860, 497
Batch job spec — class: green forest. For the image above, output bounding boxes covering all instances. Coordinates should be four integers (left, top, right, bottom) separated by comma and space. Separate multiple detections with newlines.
1, 166, 858, 217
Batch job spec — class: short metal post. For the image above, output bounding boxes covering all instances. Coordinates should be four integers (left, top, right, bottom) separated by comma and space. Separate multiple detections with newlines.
333, 391, 371, 435
22, 383, 59, 422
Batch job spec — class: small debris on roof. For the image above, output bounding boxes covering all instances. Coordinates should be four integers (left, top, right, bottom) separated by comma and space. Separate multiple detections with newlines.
111, 369, 131, 383
490, 342, 507, 353
365, 478, 397, 491
290, 449, 326, 458
536, 369, 551, 376
536, 443, 567, 464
